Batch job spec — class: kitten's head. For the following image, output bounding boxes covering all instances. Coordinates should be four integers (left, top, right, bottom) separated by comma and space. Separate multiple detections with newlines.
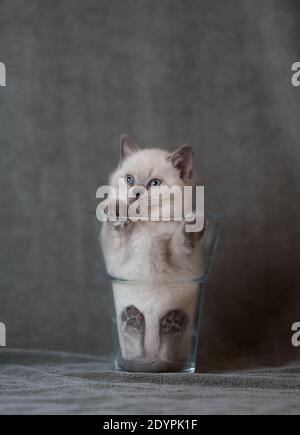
110, 135, 196, 192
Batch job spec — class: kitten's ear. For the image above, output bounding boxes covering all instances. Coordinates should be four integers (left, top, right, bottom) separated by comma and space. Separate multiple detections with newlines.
120, 134, 139, 161
168, 144, 194, 182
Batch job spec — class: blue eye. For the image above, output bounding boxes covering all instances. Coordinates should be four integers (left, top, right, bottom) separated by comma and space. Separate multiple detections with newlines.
149, 179, 161, 187
126, 175, 135, 186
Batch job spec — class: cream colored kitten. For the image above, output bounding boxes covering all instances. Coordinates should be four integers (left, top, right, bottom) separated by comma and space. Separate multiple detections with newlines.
100, 135, 204, 372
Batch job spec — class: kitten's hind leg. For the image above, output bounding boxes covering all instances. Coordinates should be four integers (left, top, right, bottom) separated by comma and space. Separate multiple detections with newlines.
159, 309, 190, 370
119, 305, 145, 361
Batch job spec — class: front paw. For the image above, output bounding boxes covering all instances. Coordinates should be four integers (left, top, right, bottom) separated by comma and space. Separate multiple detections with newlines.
184, 212, 205, 233
183, 213, 205, 247
104, 199, 130, 229
112, 219, 130, 229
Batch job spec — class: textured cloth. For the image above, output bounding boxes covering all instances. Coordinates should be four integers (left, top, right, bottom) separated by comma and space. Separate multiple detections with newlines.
0, 349, 299, 415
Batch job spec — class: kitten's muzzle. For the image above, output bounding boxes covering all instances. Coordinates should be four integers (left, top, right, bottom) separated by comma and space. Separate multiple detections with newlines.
128, 186, 146, 204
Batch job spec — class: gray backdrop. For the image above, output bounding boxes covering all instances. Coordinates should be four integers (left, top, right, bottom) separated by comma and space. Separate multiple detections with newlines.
0, 0, 299, 369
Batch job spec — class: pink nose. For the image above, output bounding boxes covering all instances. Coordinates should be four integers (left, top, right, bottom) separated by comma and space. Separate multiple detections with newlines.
130, 185, 145, 199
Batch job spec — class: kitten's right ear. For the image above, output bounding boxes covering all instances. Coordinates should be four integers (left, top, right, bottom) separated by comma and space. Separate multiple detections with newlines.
168, 144, 194, 182
120, 134, 139, 162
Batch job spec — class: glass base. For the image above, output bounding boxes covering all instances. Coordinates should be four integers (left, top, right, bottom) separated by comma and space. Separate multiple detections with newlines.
114, 358, 196, 374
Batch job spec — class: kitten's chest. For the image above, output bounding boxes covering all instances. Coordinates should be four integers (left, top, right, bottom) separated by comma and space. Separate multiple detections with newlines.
128, 225, 171, 261
117, 223, 179, 278
102, 221, 182, 280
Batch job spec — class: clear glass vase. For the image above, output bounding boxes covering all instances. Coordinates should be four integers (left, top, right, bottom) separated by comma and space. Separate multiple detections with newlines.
95, 212, 223, 373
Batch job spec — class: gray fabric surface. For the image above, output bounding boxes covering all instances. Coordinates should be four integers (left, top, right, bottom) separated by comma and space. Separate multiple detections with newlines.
0, 349, 299, 415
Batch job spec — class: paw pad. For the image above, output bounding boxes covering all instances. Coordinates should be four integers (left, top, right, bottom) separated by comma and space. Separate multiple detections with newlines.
121, 305, 145, 332
160, 309, 188, 336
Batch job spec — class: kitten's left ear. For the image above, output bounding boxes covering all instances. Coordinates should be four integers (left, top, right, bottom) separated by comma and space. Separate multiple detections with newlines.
120, 134, 139, 162
168, 144, 194, 182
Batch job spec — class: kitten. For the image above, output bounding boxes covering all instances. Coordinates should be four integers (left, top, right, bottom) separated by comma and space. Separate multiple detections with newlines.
99, 135, 205, 372
100, 134, 204, 283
